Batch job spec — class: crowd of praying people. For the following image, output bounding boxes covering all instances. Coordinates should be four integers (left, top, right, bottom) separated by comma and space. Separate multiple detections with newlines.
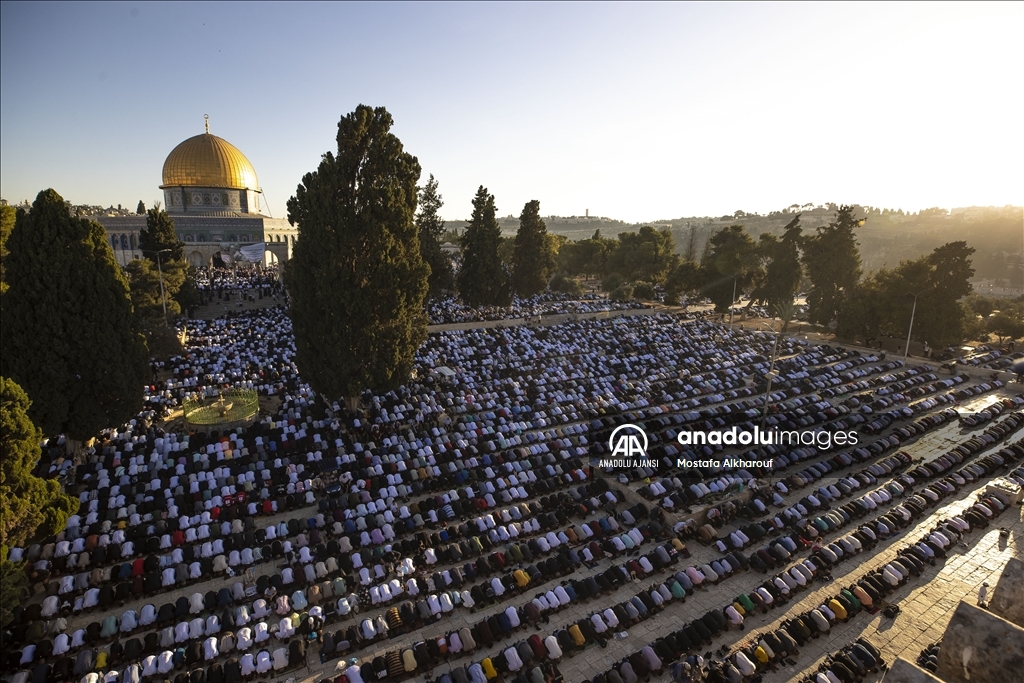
192, 266, 284, 307
4, 295, 1023, 683
425, 293, 647, 326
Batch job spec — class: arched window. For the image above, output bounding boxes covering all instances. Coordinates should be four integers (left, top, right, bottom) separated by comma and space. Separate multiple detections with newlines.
120, 234, 129, 249
239, 234, 248, 243
111, 235, 118, 250
130, 234, 137, 249
275, 234, 281, 242
198, 234, 207, 243
228, 234, 237, 242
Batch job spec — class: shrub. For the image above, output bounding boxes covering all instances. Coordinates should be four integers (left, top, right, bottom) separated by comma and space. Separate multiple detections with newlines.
549, 272, 584, 295
632, 281, 655, 300
602, 272, 624, 292
610, 284, 634, 301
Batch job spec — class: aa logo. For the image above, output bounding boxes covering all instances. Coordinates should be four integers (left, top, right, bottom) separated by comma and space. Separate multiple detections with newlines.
609, 424, 648, 459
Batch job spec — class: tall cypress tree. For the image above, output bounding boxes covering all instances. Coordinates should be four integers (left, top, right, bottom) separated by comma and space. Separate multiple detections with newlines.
457, 186, 509, 306
286, 105, 429, 403
416, 175, 454, 298
0, 189, 149, 439
139, 207, 183, 263
511, 200, 555, 297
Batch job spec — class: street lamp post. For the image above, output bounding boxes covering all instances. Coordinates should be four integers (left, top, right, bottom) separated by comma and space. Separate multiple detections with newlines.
729, 275, 737, 328
903, 290, 927, 361
759, 321, 783, 433
144, 248, 173, 327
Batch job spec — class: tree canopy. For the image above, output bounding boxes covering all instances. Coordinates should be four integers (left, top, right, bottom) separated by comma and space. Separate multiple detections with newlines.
699, 224, 760, 313
0, 189, 149, 439
837, 241, 976, 348
136, 200, 146, 215
126, 257, 188, 321
1, 376, 76, 551
511, 200, 555, 297
750, 215, 803, 314
139, 207, 184, 263
607, 226, 678, 284
558, 230, 612, 279
286, 105, 429, 402
416, 175, 454, 299
0, 204, 14, 294
457, 186, 509, 306
803, 205, 863, 326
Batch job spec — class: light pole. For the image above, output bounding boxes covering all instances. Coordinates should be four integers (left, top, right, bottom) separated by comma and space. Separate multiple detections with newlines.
903, 289, 928, 361
729, 275, 737, 328
144, 248, 173, 327
756, 319, 783, 432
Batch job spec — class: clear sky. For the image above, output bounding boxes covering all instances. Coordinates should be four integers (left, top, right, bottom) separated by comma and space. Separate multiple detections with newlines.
1, 2, 1021, 223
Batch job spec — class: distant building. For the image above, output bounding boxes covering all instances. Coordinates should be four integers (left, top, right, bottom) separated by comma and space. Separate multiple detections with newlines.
93, 118, 297, 267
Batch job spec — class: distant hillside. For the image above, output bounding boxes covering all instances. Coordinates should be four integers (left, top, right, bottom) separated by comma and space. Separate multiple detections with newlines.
532, 205, 1023, 284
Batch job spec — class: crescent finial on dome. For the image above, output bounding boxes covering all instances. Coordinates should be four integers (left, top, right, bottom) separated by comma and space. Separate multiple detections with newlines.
205, 114, 210, 134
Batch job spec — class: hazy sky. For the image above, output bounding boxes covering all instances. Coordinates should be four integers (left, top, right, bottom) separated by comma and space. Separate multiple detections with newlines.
1, 2, 1021, 223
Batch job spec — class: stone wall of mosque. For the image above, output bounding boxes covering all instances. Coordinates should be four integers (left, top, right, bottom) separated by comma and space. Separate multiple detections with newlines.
95, 215, 296, 267
163, 187, 254, 214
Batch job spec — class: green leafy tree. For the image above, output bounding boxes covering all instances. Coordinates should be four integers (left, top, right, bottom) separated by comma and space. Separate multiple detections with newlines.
126, 258, 187, 321
1, 376, 77, 550
548, 272, 584, 295
602, 272, 624, 293
664, 260, 703, 305
803, 206, 863, 326
138, 207, 195, 313
457, 186, 509, 306
546, 233, 567, 268
285, 105, 428, 404
750, 215, 803, 313
1, 376, 76, 628
610, 283, 634, 301
837, 241, 976, 348
0, 189, 149, 439
1, 204, 15, 293
558, 232, 612, 280
511, 200, 556, 297
497, 237, 516, 272
416, 175, 454, 298
988, 309, 1024, 343
909, 241, 975, 347
632, 281, 655, 300
136, 200, 146, 215
1, 558, 27, 629
139, 207, 183, 263
607, 226, 678, 284
700, 224, 760, 313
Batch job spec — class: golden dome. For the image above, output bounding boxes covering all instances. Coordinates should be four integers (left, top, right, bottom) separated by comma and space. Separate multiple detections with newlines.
161, 132, 259, 190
